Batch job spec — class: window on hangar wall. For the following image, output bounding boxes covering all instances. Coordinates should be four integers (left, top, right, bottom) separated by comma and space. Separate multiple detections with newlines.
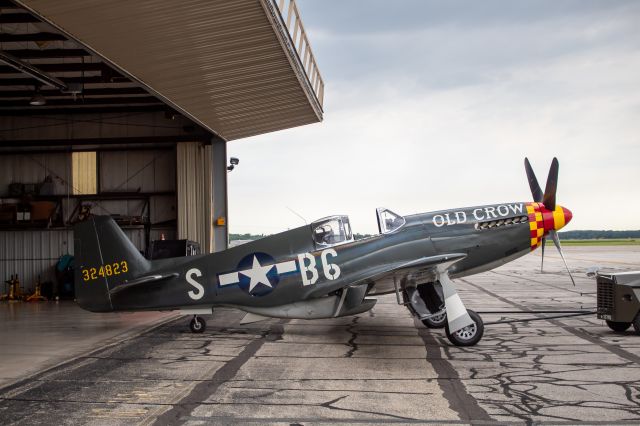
72, 152, 97, 195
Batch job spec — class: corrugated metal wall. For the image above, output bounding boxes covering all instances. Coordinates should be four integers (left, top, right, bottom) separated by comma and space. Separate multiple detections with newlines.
0, 147, 177, 292
0, 228, 144, 292
98, 149, 176, 224
0, 152, 71, 197
0, 149, 177, 222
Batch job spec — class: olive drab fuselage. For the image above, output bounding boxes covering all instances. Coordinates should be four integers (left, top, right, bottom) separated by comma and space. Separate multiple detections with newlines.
76, 200, 570, 313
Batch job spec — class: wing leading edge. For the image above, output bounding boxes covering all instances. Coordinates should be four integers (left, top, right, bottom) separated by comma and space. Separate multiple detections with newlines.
356, 253, 474, 332
356, 253, 467, 291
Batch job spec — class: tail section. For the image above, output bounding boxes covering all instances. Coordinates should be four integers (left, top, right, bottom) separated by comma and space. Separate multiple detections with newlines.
74, 216, 150, 312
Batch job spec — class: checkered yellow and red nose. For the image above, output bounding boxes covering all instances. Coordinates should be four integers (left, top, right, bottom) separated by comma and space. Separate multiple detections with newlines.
526, 202, 572, 250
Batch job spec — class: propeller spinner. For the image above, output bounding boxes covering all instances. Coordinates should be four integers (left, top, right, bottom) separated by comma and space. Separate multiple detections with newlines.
524, 157, 575, 285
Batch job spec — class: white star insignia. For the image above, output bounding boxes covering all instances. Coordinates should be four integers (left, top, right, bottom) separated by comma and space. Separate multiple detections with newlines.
240, 256, 274, 293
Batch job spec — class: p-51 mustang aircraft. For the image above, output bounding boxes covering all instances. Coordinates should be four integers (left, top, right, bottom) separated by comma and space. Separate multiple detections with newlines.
75, 158, 573, 346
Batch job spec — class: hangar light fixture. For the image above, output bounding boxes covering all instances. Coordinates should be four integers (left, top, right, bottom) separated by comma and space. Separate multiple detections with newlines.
29, 86, 46, 106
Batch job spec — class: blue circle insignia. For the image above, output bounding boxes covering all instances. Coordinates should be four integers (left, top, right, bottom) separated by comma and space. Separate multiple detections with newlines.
237, 252, 279, 297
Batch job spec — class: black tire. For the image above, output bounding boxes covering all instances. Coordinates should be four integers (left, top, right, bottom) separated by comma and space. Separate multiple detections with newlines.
445, 309, 484, 347
190, 316, 206, 333
422, 312, 447, 329
632, 313, 640, 334
606, 320, 631, 333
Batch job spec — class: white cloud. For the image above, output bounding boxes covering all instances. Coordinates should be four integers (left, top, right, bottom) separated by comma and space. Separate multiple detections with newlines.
228, 2, 640, 234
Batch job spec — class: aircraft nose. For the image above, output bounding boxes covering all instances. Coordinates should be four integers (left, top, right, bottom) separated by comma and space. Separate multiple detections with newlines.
553, 205, 572, 230
562, 206, 572, 226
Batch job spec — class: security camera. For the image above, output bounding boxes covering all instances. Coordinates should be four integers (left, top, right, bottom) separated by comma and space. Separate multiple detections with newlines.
227, 157, 240, 171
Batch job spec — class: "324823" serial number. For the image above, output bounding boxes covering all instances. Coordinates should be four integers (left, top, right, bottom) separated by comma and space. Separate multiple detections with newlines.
81, 261, 128, 282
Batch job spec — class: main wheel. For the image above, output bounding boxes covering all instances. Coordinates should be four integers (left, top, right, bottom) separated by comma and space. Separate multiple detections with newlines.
606, 320, 631, 332
190, 316, 206, 333
445, 309, 484, 347
632, 313, 640, 334
422, 311, 447, 329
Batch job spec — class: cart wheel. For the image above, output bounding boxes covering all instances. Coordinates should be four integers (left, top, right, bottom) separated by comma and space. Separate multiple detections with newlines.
422, 312, 447, 329
190, 316, 206, 333
445, 309, 484, 347
606, 320, 631, 332
633, 313, 640, 334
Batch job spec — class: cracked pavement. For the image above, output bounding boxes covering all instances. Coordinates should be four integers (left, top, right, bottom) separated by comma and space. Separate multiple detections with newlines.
0, 246, 639, 424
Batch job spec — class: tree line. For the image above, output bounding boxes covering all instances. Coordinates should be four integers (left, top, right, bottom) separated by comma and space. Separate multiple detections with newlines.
231, 230, 640, 241
558, 230, 640, 239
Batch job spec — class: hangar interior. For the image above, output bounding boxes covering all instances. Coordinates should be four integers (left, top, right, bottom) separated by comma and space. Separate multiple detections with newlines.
0, 0, 323, 296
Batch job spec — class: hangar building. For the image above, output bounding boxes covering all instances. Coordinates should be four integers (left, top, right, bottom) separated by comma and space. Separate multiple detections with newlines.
0, 0, 323, 295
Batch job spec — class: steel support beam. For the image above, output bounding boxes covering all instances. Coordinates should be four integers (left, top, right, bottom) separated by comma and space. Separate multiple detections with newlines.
0, 0, 20, 8
0, 62, 106, 74
0, 33, 67, 43
0, 135, 210, 148
0, 96, 160, 107
2, 49, 90, 59
0, 50, 68, 90
211, 136, 228, 252
0, 76, 130, 86
0, 13, 38, 24
0, 144, 176, 155
0, 105, 166, 116
0, 87, 147, 98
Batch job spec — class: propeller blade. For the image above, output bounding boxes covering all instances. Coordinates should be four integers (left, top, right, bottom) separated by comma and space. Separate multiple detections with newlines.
540, 237, 545, 272
550, 230, 576, 286
524, 158, 543, 202
542, 157, 559, 211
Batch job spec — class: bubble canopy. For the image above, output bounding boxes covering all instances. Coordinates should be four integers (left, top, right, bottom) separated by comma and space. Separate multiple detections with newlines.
376, 208, 406, 234
311, 215, 354, 247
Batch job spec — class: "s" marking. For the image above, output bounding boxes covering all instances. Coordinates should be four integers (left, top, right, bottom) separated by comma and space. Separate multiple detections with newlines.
186, 268, 204, 300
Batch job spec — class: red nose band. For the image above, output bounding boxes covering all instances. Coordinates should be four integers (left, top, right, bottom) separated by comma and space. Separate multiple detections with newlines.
527, 202, 572, 250
562, 207, 573, 226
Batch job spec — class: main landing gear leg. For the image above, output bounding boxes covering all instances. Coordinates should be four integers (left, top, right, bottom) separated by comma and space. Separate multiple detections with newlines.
418, 282, 447, 329
401, 275, 484, 346
406, 283, 448, 328
189, 315, 206, 333
438, 273, 484, 346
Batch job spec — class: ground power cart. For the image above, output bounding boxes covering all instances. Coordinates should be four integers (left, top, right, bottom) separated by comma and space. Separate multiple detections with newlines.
597, 271, 640, 333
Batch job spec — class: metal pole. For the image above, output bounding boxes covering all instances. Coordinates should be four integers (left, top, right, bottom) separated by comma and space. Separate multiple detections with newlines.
211, 136, 228, 252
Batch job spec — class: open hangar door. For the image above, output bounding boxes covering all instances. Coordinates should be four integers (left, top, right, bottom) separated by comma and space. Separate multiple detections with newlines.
0, 0, 324, 299
0, 142, 216, 297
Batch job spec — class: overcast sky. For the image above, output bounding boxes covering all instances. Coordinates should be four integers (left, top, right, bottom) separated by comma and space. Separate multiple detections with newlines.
228, 0, 640, 235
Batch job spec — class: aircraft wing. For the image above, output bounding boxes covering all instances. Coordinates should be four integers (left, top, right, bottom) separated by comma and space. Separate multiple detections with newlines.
342, 251, 475, 332
360, 253, 467, 294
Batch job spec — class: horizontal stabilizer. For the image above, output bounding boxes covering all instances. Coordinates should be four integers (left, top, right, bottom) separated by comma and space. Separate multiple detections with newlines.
109, 273, 179, 295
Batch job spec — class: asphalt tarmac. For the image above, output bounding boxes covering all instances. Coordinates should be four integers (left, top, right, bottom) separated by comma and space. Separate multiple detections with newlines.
0, 246, 639, 424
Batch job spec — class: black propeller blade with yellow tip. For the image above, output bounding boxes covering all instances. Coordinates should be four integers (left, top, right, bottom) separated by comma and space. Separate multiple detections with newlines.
524, 157, 575, 286
524, 158, 543, 203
